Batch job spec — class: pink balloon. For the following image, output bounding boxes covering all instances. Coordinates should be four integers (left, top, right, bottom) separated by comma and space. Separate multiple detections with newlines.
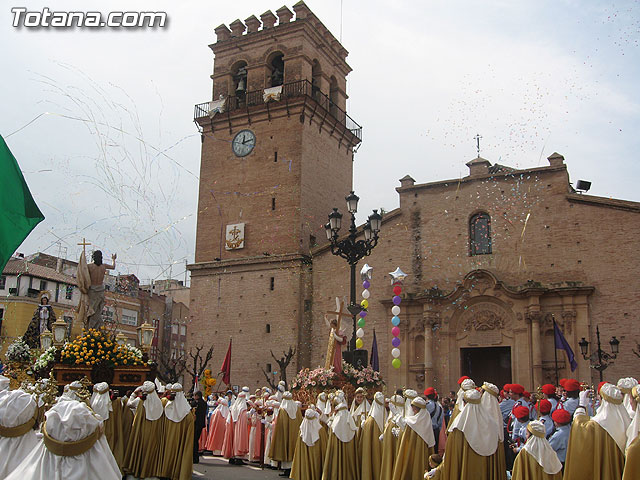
391, 326, 400, 337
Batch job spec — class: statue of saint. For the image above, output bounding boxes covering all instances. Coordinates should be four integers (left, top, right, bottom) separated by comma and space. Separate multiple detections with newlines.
324, 298, 350, 374
23, 292, 56, 348
85, 250, 116, 329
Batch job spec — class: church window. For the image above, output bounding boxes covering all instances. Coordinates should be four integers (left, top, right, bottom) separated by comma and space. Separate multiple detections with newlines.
270, 277, 275, 290
469, 212, 492, 255
266, 363, 272, 372
272, 197, 276, 210
232, 61, 248, 102
274, 151, 278, 162
266, 324, 271, 333
269, 53, 284, 87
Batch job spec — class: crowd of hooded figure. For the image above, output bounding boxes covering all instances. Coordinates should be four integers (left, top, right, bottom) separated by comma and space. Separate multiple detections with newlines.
0, 374, 195, 480
197, 376, 640, 480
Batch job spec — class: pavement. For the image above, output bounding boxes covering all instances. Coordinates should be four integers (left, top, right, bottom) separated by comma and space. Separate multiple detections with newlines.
192, 455, 287, 480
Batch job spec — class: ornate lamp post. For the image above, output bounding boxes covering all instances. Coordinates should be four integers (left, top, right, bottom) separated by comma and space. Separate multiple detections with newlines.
52, 319, 68, 347
325, 191, 382, 366
136, 322, 155, 353
115, 332, 128, 347
40, 330, 53, 351
578, 325, 620, 382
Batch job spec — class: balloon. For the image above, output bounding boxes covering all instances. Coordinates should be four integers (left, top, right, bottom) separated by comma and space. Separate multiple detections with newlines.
356, 328, 364, 338
392, 295, 401, 306
391, 337, 401, 348
357, 318, 365, 328
362, 289, 370, 299
360, 310, 367, 318
361, 299, 369, 309
392, 358, 401, 369
362, 280, 370, 289
391, 326, 400, 337
391, 348, 400, 358
391, 316, 400, 326
391, 305, 400, 316
356, 338, 364, 349
393, 285, 402, 295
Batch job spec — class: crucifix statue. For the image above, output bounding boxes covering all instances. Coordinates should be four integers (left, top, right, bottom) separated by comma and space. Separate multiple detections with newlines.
324, 297, 351, 373
76, 238, 116, 329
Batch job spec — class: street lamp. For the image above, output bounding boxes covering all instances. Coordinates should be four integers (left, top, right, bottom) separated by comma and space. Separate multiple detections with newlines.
326, 191, 381, 367
578, 325, 619, 382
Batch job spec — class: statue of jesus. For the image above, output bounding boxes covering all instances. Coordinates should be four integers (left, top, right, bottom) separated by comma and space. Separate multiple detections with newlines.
86, 250, 116, 329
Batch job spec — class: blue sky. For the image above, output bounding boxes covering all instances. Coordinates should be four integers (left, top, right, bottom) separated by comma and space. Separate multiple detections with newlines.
1, 0, 638, 282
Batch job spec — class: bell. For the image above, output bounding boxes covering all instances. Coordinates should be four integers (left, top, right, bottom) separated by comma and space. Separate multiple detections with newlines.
235, 77, 246, 95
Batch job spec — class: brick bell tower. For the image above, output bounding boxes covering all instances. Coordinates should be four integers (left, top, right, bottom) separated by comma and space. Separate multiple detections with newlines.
188, 2, 362, 388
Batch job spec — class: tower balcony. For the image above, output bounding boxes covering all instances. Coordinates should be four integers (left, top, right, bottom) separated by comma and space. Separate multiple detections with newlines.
194, 79, 362, 142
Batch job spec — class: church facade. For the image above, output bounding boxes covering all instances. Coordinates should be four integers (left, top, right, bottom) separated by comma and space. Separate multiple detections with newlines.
188, 2, 640, 392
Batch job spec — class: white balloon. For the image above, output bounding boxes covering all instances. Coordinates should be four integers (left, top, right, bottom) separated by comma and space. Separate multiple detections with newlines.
391, 305, 400, 316
362, 289, 370, 299
356, 328, 364, 338
391, 348, 401, 358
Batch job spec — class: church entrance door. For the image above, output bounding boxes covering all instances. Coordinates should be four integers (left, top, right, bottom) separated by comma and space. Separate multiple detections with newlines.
460, 346, 512, 388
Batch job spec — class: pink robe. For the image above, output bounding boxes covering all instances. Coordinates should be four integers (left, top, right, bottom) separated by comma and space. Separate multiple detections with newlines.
250, 414, 263, 462
333, 329, 347, 373
233, 410, 250, 458
221, 415, 235, 459
206, 408, 228, 454
199, 425, 208, 451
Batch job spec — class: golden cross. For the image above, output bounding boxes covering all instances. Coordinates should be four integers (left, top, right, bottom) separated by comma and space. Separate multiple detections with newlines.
77, 237, 91, 254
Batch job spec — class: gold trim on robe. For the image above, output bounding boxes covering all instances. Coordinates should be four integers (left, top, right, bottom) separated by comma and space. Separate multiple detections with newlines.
564, 415, 625, 480
512, 449, 562, 480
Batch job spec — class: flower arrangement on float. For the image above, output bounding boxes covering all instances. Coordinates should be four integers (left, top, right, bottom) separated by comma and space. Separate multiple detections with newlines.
60, 327, 147, 367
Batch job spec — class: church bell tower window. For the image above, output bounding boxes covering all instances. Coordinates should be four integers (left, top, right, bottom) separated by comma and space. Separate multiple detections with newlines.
269, 53, 284, 87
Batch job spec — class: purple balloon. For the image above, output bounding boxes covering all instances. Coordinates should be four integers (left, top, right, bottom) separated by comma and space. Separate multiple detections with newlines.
392, 295, 401, 305
392, 337, 401, 348
359, 310, 367, 318
362, 280, 370, 289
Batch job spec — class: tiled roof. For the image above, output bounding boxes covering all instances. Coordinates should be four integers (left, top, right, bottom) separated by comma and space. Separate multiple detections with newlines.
2, 258, 78, 285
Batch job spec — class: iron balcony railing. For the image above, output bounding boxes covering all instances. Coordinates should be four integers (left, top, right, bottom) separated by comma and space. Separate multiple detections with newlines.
194, 79, 362, 141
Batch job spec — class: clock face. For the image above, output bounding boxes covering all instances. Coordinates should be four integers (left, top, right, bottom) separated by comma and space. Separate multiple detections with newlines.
232, 129, 256, 157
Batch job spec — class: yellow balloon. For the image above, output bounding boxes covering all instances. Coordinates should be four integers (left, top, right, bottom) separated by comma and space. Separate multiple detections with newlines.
355, 338, 364, 349
360, 299, 369, 309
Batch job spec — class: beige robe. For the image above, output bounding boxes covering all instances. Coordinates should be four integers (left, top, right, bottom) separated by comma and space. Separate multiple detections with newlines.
437, 429, 506, 480
512, 449, 563, 480
159, 409, 195, 480
360, 415, 383, 480
391, 425, 435, 480
564, 415, 625, 480
290, 426, 328, 480
268, 408, 302, 463
122, 403, 165, 478
321, 430, 360, 480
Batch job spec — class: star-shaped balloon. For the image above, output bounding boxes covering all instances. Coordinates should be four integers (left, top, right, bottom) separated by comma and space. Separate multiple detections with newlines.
360, 263, 373, 281
389, 267, 408, 284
